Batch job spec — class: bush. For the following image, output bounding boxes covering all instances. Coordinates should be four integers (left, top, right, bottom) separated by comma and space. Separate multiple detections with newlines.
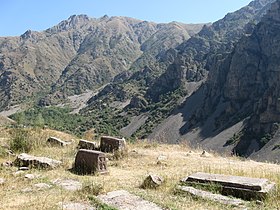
9, 128, 31, 153
9, 128, 45, 153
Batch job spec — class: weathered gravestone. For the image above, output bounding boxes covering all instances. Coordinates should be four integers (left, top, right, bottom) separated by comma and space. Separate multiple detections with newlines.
14, 153, 61, 169
78, 139, 97, 150
74, 149, 108, 175
100, 136, 126, 153
47, 136, 71, 147
181, 172, 276, 200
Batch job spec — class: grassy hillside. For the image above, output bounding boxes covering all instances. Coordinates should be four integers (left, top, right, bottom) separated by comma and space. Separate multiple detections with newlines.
0, 127, 279, 209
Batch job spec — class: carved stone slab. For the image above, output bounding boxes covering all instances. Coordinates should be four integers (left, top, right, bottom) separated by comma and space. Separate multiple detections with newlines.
74, 149, 108, 175
78, 139, 97, 150
47, 136, 71, 147
100, 136, 126, 153
181, 172, 276, 200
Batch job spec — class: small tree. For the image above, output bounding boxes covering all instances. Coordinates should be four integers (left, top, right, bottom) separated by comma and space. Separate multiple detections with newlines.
15, 112, 26, 126
34, 113, 45, 128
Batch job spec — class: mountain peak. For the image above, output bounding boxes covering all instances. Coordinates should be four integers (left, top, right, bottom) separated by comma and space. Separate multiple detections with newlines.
67, 14, 91, 23
46, 14, 92, 33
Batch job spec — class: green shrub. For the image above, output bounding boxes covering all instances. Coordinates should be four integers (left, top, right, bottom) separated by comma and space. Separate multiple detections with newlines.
9, 128, 45, 153
9, 128, 31, 152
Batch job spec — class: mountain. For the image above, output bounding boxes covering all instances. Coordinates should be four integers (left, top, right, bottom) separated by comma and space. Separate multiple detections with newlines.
0, 15, 203, 109
85, 0, 274, 140
0, 15, 93, 109
151, 0, 280, 163
1, 0, 279, 163
145, 0, 275, 102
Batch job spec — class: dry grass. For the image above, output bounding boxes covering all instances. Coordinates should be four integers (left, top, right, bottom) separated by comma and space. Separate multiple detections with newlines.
0, 128, 280, 209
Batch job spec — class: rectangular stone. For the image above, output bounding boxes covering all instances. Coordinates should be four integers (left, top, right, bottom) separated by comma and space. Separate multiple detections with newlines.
181, 172, 276, 200
14, 153, 61, 169
177, 186, 247, 207
182, 172, 268, 191
47, 136, 71, 147
100, 136, 126, 153
78, 139, 97, 150
74, 149, 108, 175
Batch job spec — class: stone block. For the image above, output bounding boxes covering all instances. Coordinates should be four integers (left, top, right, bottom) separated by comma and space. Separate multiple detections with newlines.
14, 153, 61, 169
181, 172, 276, 200
78, 139, 98, 150
47, 136, 71, 147
74, 149, 108, 175
100, 136, 126, 153
177, 186, 247, 207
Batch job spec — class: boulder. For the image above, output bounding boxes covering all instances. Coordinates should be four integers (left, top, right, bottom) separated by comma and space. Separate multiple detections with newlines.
14, 153, 62, 169
142, 175, 164, 189
78, 139, 98, 150
100, 136, 126, 153
74, 149, 108, 175
47, 136, 71, 147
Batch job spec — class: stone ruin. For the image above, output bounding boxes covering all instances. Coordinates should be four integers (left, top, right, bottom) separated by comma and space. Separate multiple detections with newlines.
47, 136, 71, 147
77, 139, 97, 150
74, 149, 108, 175
14, 153, 62, 169
100, 136, 126, 153
180, 172, 276, 201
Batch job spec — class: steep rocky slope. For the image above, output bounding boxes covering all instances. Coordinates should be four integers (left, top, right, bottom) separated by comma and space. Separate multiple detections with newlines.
151, 0, 280, 163
85, 0, 275, 140
146, 0, 275, 102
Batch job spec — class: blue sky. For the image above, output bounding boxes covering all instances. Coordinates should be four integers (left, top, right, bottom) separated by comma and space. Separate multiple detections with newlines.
1, 0, 252, 36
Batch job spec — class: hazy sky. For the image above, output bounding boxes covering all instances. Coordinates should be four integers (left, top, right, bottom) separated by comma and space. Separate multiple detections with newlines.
1, 0, 252, 36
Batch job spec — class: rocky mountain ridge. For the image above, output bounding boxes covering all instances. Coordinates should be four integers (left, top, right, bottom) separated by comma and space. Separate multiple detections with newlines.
0, 15, 203, 109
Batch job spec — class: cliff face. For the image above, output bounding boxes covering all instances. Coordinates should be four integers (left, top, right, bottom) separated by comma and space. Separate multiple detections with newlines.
145, 0, 275, 102
159, 0, 280, 162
